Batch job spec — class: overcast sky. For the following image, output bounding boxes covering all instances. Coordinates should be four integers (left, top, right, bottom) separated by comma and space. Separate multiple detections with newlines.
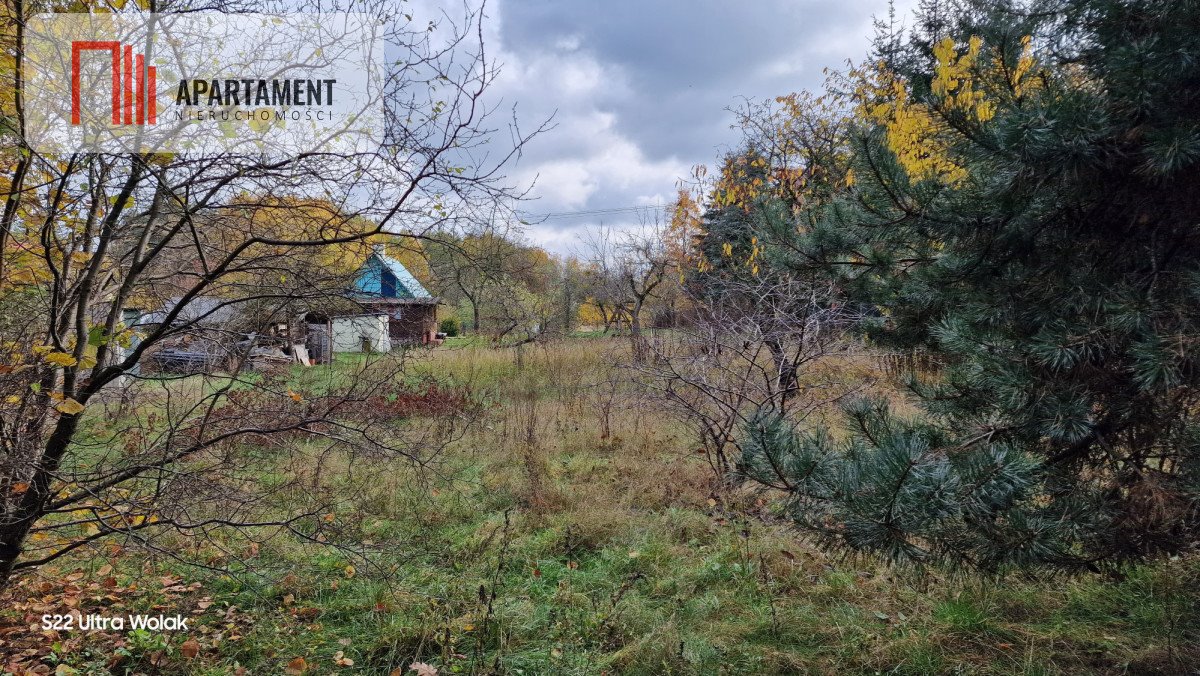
447, 0, 915, 253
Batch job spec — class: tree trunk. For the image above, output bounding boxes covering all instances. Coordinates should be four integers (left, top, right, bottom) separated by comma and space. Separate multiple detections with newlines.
629, 299, 646, 363
0, 412, 82, 586
766, 338, 798, 400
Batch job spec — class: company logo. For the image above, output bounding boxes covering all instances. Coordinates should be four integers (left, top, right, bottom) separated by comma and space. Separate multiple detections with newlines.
25, 13, 383, 156
71, 40, 156, 126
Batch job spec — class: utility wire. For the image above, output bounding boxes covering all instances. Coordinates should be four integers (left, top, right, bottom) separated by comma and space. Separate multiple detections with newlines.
518, 204, 666, 221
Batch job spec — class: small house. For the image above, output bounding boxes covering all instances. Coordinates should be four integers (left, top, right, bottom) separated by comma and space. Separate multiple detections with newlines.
332, 246, 440, 350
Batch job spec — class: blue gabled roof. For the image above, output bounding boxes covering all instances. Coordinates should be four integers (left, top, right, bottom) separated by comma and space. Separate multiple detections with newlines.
353, 246, 433, 300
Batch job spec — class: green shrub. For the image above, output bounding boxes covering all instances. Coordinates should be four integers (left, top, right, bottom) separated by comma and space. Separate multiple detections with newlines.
439, 317, 460, 337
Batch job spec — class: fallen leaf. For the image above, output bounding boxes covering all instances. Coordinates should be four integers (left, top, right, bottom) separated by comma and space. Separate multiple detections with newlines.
409, 663, 438, 676
343, 565, 356, 579
180, 638, 200, 659
11, 482, 29, 495
285, 657, 308, 674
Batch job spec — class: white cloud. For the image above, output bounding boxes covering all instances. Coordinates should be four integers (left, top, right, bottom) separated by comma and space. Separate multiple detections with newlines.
512, 111, 688, 210
486, 31, 688, 229
554, 34, 582, 52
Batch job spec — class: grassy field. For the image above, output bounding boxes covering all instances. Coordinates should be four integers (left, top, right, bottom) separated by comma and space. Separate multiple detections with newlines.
2, 337, 1197, 674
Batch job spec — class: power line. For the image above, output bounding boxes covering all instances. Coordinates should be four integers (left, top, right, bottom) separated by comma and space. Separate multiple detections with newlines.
518, 204, 666, 221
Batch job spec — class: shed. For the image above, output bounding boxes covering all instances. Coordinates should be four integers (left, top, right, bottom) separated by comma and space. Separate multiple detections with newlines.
331, 313, 391, 353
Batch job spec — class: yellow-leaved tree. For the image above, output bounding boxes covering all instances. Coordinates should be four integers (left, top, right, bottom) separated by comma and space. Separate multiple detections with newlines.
0, 0, 541, 585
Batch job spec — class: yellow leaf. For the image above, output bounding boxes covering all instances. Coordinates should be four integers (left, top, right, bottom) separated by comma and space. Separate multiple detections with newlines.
45, 352, 78, 367
56, 398, 85, 415
343, 565, 356, 578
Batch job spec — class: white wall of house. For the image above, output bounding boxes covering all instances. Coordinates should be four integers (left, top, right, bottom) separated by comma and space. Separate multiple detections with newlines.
331, 314, 390, 353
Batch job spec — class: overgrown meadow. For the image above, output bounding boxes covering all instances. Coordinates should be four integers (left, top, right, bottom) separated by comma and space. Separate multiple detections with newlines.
1, 337, 1196, 675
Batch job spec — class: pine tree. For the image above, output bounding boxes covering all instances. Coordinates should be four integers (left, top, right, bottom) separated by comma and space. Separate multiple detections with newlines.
741, 0, 1200, 571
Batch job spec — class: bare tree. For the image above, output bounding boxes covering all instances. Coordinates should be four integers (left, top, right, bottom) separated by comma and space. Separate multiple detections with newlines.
578, 220, 673, 362
427, 224, 523, 335
0, 0, 544, 585
634, 274, 858, 482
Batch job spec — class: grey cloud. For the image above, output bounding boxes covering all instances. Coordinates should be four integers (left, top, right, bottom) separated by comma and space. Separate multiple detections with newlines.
465, 0, 911, 251
498, 0, 885, 159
